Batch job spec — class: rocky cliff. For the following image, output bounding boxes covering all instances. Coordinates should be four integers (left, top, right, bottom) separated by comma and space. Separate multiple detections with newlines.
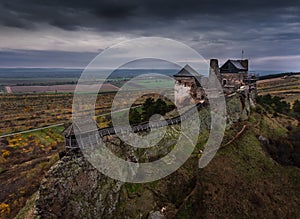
33, 93, 300, 218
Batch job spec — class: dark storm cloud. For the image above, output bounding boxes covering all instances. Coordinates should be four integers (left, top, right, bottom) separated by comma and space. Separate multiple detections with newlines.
0, 0, 299, 31
1, 0, 300, 45
0, 0, 300, 70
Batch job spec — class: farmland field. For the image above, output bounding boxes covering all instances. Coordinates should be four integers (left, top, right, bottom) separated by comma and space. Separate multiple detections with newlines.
0, 126, 65, 218
0, 90, 174, 218
4, 79, 173, 94
0, 68, 184, 218
5, 83, 119, 93
0, 68, 179, 96
257, 75, 300, 105
129, 78, 173, 89
0, 92, 117, 217
0, 93, 122, 135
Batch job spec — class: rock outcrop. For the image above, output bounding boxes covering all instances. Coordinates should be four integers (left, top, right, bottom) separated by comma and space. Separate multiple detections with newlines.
35, 93, 254, 218
35, 150, 123, 218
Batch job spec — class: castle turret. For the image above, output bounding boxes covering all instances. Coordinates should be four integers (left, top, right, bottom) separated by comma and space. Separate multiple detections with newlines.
209, 59, 222, 84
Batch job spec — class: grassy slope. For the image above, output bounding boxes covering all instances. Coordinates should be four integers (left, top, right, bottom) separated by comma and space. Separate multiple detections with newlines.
15, 109, 300, 218
257, 75, 300, 104
114, 108, 300, 218
175, 110, 300, 218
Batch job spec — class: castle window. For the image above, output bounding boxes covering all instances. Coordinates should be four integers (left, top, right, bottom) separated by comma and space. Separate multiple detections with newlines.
222, 79, 227, 86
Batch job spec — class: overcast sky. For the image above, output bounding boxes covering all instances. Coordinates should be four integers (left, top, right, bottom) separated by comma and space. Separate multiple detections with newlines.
0, 0, 300, 72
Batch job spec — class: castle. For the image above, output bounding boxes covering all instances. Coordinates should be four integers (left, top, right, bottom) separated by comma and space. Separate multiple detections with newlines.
64, 59, 257, 148
174, 59, 257, 105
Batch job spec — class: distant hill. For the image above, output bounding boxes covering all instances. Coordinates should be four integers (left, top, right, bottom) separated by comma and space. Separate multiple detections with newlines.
258, 72, 300, 80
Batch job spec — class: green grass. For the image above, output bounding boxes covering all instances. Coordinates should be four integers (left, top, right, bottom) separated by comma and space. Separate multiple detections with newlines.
52, 125, 65, 133
259, 116, 287, 139
134, 106, 143, 113
147, 180, 159, 189
225, 132, 276, 179
37, 129, 63, 145
135, 79, 173, 89
218, 109, 295, 181
125, 183, 142, 194
120, 78, 173, 90
20, 126, 65, 146
195, 130, 209, 151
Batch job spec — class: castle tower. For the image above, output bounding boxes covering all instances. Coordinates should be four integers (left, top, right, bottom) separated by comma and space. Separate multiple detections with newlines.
173, 64, 205, 106
209, 59, 222, 83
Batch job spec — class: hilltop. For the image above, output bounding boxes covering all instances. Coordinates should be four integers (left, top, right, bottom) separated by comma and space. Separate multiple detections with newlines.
1, 72, 300, 218
15, 94, 300, 219
257, 74, 300, 104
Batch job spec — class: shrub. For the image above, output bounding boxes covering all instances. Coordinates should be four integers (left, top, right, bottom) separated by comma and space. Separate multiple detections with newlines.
257, 94, 290, 115
129, 108, 142, 125
141, 98, 172, 121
